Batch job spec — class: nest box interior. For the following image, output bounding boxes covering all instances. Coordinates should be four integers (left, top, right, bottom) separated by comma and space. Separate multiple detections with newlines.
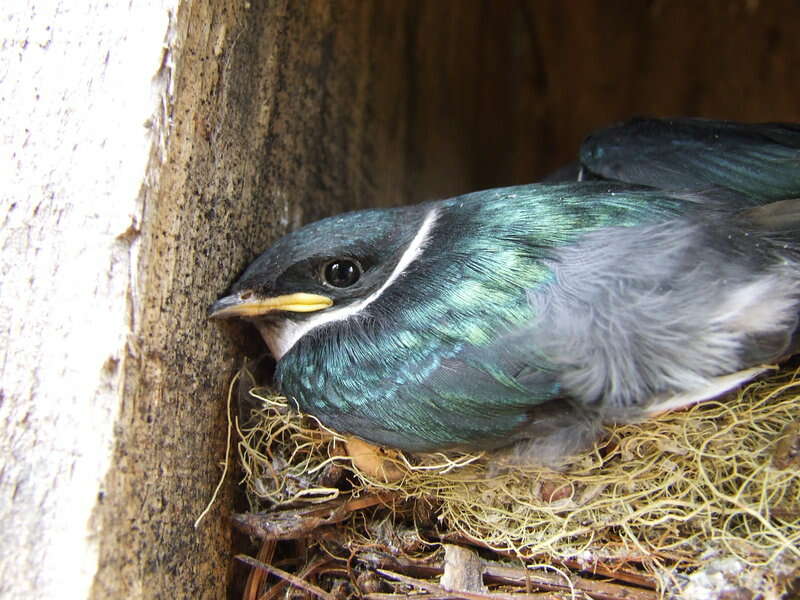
110, 2, 800, 598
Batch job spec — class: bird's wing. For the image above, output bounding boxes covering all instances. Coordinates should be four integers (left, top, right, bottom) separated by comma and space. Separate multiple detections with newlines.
527, 201, 800, 419
386, 335, 609, 464
580, 117, 800, 201
344, 187, 800, 453
319, 328, 565, 453
283, 186, 800, 459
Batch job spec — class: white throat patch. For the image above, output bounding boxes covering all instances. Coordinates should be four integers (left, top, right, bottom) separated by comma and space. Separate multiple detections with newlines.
260, 208, 439, 359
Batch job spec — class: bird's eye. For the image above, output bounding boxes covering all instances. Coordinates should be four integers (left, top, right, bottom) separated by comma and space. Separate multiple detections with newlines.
323, 259, 362, 288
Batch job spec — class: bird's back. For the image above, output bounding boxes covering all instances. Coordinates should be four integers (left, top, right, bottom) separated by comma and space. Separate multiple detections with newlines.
262, 118, 800, 465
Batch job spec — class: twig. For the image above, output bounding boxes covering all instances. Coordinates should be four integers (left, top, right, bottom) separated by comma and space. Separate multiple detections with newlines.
559, 558, 657, 589
376, 569, 568, 600
243, 539, 276, 600
235, 554, 334, 600
232, 492, 397, 539
364, 594, 561, 600
439, 533, 658, 595
361, 550, 441, 579
257, 556, 333, 600
364, 551, 658, 600
484, 563, 658, 600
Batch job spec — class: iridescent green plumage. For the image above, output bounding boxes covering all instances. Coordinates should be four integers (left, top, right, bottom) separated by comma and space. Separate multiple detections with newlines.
212, 118, 800, 464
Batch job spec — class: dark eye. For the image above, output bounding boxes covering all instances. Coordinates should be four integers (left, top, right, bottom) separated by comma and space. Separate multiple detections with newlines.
323, 259, 362, 288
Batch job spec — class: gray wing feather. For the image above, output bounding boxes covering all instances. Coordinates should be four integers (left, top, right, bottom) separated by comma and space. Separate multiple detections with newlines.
529, 218, 800, 418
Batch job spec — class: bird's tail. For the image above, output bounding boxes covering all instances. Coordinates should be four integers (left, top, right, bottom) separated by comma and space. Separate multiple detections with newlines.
580, 117, 800, 203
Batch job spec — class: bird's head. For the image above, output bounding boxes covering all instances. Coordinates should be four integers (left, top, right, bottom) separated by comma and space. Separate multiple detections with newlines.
208, 204, 433, 359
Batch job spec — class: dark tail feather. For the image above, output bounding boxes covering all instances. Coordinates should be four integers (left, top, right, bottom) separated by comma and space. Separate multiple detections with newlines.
580, 117, 800, 202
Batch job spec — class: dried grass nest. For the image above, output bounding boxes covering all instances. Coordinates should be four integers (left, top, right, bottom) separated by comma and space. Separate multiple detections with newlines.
227, 365, 800, 599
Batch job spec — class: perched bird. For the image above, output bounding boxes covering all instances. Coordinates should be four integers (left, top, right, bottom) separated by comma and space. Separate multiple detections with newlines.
210, 118, 800, 467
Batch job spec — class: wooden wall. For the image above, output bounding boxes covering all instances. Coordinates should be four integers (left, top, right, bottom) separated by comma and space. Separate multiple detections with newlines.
87, 1, 800, 597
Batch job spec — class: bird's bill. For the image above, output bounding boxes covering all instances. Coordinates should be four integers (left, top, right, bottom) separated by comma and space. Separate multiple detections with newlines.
208, 291, 333, 318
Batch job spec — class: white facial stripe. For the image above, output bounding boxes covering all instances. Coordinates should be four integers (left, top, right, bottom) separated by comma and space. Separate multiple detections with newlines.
264, 208, 439, 359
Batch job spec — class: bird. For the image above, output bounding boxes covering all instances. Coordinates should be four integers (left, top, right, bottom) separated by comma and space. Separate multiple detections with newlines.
210, 117, 800, 467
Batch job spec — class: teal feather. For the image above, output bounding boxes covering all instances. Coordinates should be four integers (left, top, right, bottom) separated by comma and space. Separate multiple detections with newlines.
212, 117, 800, 463
276, 183, 719, 450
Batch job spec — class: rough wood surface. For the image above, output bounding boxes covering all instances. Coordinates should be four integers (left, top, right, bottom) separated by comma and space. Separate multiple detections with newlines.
4, 0, 800, 598
93, 1, 560, 597
0, 2, 176, 598
440, 545, 487, 593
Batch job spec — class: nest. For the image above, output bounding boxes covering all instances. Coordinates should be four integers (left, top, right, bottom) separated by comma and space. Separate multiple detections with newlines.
228, 365, 800, 599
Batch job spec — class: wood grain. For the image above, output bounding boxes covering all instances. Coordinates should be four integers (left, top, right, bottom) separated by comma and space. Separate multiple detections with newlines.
59, 0, 800, 598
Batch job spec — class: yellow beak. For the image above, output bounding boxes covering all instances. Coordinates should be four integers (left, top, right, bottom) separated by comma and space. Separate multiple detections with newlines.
208, 291, 332, 319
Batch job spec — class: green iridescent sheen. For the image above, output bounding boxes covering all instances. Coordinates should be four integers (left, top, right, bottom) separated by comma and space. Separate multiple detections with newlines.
276, 183, 691, 450
212, 117, 800, 460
